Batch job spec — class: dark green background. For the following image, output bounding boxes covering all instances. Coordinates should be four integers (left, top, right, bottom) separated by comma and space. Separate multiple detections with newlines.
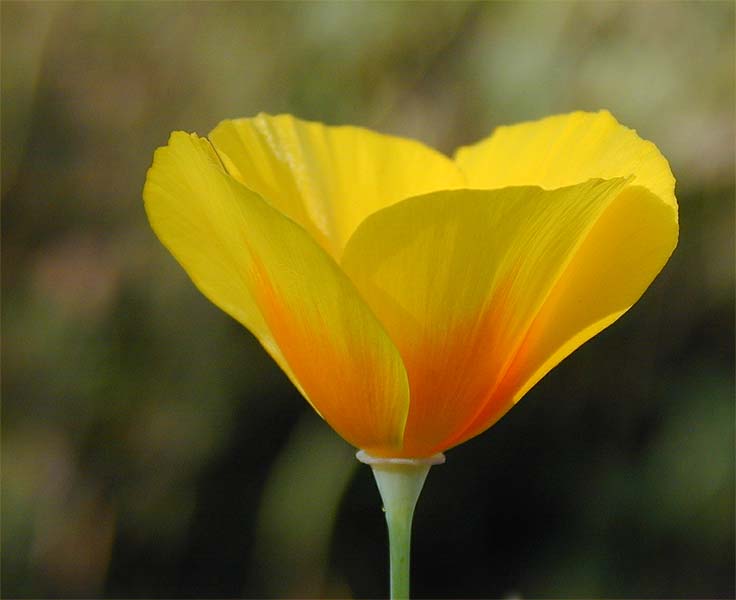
2, 1, 734, 598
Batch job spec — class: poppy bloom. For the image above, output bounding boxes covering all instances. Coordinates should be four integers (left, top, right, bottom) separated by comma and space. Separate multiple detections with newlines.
144, 111, 678, 460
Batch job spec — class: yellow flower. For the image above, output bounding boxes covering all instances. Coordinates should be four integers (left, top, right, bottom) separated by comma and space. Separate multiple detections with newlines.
144, 111, 678, 459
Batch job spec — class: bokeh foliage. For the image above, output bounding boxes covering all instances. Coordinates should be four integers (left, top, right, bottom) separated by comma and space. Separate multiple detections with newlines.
2, 1, 734, 598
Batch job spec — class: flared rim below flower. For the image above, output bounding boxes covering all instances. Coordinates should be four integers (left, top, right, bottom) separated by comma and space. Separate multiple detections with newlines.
356, 450, 446, 466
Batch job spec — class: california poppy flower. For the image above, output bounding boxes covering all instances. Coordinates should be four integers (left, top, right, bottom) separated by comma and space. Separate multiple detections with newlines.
144, 110, 678, 460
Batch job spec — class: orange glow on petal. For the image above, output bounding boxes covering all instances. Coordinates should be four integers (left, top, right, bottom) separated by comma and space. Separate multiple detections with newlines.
249, 254, 407, 454
398, 271, 518, 457
341, 180, 627, 457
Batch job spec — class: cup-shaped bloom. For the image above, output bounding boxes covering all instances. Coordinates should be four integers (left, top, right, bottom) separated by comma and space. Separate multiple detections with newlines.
144, 111, 678, 458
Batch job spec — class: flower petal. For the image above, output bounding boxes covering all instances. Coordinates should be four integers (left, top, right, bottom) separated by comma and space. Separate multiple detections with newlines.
455, 110, 677, 209
341, 178, 632, 457
143, 132, 409, 453
209, 114, 465, 259
449, 184, 678, 448
446, 110, 679, 447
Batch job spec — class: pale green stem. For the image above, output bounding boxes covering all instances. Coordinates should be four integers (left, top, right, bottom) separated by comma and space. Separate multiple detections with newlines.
357, 450, 445, 600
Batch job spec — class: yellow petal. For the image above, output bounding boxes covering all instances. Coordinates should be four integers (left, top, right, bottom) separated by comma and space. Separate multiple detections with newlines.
446, 110, 679, 447
455, 110, 677, 209
209, 114, 465, 259
450, 184, 678, 447
341, 178, 631, 457
143, 132, 409, 454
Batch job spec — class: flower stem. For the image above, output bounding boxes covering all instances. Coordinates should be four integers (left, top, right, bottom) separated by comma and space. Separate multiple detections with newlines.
357, 451, 445, 600
385, 495, 413, 599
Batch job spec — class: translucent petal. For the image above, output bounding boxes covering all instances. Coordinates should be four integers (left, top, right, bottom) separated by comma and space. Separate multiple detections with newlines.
449, 185, 678, 447
144, 132, 409, 453
341, 179, 631, 456
455, 110, 677, 209
209, 114, 465, 259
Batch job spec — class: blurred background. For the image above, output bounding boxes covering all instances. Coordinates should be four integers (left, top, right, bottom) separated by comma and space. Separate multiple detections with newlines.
2, 1, 734, 598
